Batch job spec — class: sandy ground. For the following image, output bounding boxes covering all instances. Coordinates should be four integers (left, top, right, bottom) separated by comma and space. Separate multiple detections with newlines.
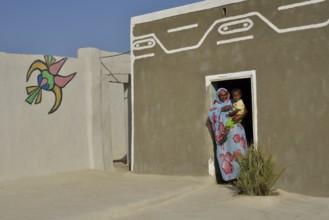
0, 168, 328, 220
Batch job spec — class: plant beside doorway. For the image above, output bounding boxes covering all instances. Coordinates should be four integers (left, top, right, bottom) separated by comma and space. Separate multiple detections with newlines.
236, 145, 286, 196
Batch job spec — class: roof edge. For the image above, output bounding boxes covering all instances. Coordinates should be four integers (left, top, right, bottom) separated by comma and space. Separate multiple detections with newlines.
131, 0, 247, 25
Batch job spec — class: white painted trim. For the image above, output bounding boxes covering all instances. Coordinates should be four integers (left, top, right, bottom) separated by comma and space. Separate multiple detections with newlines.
131, 0, 247, 24
278, 0, 325, 11
134, 53, 155, 60
208, 158, 216, 177
133, 11, 329, 55
130, 26, 135, 172
167, 23, 198, 33
132, 38, 156, 51
218, 18, 253, 35
205, 70, 258, 174
216, 35, 253, 45
215, 11, 329, 34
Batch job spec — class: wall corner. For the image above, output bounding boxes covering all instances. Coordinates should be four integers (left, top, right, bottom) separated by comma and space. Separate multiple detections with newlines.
78, 48, 106, 170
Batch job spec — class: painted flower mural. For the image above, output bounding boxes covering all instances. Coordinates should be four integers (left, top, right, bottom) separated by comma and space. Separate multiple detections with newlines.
25, 56, 76, 114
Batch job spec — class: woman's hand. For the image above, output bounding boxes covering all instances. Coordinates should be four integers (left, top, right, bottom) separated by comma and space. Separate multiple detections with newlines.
221, 105, 231, 112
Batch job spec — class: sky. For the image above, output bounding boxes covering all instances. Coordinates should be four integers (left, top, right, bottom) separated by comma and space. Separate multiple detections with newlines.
0, 0, 202, 57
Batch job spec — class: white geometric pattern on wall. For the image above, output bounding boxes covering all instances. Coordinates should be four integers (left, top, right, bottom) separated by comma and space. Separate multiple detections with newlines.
132, 0, 328, 60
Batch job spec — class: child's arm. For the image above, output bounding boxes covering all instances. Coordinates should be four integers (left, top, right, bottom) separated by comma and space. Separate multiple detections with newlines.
232, 108, 248, 122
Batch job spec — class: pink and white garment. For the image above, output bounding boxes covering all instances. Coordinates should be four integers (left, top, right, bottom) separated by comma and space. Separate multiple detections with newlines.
208, 88, 247, 181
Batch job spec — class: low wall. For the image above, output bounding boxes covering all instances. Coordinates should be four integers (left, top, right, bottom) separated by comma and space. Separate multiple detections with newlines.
0, 48, 130, 181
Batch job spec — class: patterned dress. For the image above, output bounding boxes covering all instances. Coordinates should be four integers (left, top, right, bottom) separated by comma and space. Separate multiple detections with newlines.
208, 88, 247, 181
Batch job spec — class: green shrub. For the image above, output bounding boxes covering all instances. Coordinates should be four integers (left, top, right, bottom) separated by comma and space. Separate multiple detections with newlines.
236, 145, 286, 196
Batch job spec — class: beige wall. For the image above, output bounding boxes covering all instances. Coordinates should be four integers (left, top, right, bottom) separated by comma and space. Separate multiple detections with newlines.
99, 50, 131, 165
0, 48, 131, 181
0, 52, 89, 180
131, 0, 329, 196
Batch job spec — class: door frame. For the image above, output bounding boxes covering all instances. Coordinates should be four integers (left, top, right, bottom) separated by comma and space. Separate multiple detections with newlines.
205, 70, 258, 176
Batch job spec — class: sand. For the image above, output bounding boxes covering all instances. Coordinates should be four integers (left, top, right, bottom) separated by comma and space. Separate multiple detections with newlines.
0, 169, 328, 220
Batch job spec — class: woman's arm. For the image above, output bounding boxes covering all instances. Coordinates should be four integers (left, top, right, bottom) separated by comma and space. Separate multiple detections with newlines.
232, 108, 248, 122
221, 105, 231, 112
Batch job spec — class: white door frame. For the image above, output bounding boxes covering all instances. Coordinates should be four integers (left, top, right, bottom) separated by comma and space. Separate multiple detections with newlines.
205, 70, 258, 176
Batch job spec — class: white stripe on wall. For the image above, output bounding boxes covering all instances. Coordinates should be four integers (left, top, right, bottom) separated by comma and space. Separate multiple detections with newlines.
134, 53, 155, 60
167, 23, 198, 33
216, 35, 254, 45
278, 0, 325, 11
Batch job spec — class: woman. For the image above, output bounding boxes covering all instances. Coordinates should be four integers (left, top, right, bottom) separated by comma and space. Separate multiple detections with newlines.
208, 88, 247, 182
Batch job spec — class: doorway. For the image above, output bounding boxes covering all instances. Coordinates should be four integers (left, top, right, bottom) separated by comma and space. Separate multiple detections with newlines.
205, 70, 258, 177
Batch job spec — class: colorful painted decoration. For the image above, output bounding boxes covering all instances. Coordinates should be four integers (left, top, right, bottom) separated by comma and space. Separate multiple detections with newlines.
25, 56, 76, 114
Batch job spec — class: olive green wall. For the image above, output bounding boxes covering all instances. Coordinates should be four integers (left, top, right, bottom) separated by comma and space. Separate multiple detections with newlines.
131, 0, 329, 196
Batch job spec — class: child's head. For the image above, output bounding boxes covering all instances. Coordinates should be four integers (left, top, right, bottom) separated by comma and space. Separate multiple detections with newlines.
231, 88, 242, 102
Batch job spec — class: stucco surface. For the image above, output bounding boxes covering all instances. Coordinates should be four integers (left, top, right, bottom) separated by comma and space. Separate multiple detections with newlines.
131, 0, 329, 196
0, 48, 131, 181
0, 52, 90, 181
100, 51, 131, 163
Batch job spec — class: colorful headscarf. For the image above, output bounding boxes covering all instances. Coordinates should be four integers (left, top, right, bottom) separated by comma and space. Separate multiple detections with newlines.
214, 88, 231, 106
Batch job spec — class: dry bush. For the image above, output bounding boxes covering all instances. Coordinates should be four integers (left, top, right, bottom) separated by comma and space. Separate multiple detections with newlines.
236, 145, 286, 196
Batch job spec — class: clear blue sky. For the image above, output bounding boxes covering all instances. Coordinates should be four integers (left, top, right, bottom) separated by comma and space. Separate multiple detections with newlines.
0, 0, 202, 57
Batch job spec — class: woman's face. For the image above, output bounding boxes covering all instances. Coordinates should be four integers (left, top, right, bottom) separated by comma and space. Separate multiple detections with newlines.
218, 90, 228, 102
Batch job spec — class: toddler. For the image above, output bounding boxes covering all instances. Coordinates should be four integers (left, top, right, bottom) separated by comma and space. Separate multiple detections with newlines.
225, 88, 245, 129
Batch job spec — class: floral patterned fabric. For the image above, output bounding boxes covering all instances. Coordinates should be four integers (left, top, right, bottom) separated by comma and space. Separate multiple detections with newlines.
208, 88, 247, 181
